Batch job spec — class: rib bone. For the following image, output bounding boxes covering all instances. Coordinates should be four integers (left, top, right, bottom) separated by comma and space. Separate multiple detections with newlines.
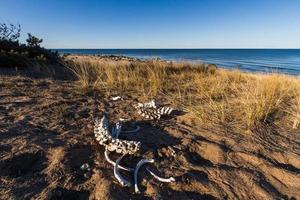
121, 125, 141, 134
146, 167, 175, 183
134, 158, 155, 193
114, 154, 131, 187
135, 100, 173, 120
104, 148, 134, 172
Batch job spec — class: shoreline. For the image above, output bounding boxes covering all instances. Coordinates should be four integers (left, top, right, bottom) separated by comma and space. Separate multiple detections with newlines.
63, 54, 300, 77
54, 49, 300, 75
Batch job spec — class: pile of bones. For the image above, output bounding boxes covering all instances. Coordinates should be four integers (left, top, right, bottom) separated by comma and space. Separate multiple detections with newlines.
94, 100, 175, 193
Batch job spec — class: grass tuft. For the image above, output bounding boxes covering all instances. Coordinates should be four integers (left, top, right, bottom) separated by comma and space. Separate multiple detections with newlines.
67, 56, 300, 131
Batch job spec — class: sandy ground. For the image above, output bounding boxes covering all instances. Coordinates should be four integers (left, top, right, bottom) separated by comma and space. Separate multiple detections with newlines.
0, 75, 300, 200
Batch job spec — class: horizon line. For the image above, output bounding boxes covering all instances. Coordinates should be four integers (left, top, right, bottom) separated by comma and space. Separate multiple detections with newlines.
50, 48, 300, 50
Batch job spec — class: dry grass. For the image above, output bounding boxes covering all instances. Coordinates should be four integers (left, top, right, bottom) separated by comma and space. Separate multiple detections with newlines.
292, 95, 300, 129
67, 56, 300, 131
237, 74, 295, 127
288, 82, 300, 129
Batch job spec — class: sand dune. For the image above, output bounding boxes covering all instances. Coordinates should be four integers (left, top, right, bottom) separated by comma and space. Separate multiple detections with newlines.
0, 69, 299, 199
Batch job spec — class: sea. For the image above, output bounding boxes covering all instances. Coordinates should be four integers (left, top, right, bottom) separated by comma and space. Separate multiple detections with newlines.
54, 49, 300, 75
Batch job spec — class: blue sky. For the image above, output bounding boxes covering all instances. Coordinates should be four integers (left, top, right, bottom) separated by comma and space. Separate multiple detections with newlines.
1, 0, 300, 48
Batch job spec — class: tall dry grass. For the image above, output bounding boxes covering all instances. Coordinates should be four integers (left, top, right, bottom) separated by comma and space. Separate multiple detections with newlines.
237, 74, 295, 127
292, 94, 300, 129
67, 56, 300, 131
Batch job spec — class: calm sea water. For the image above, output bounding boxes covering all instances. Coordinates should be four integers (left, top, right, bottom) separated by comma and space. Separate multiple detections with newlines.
54, 49, 300, 75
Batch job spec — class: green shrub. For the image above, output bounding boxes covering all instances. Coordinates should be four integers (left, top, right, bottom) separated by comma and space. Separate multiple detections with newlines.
0, 22, 61, 68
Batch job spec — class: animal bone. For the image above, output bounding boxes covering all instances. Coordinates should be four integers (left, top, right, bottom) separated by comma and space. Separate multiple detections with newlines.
94, 105, 176, 192
111, 122, 122, 139
135, 99, 173, 119
134, 158, 155, 193
94, 116, 141, 155
157, 106, 173, 115
94, 116, 110, 143
146, 167, 175, 183
117, 118, 141, 134
110, 96, 122, 101
106, 139, 141, 155
80, 163, 90, 171
121, 122, 141, 133
137, 108, 161, 119
114, 154, 131, 187
121, 125, 141, 134
135, 99, 157, 109
137, 106, 173, 120
104, 148, 134, 172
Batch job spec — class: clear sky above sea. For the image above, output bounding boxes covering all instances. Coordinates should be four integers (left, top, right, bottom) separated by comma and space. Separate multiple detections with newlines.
1, 0, 300, 49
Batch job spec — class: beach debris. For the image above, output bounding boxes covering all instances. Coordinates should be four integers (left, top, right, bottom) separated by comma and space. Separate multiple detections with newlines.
114, 154, 131, 187
104, 148, 134, 172
94, 104, 176, 192
146, 167, 175, 183
94, 116, 141, 155
110, 96, 122, 101
136, 100, 173, 120
134, 158, 155, 193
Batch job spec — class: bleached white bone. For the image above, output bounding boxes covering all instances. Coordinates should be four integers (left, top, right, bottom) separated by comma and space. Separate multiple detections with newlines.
135, 99, 174, 119
114, 154, 131, 187
158, 106, 173, 115
110, 96, 122, 101
134, 158, 155, 193
94, 116, 140, 155
111, 122, 122, 139
146, 167, 175, 183
104, 148, 134, 172
121, 125, 141, 134
135, 99, 157, 109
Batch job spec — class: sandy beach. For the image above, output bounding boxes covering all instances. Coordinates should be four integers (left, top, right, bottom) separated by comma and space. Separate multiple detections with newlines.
0, 55, 299, 200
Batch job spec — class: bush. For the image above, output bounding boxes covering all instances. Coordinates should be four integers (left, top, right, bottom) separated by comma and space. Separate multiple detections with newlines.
0, 50, 30, 68
0, 23, 61, 68
0, 23, 21, 41
26, 33, 43, 47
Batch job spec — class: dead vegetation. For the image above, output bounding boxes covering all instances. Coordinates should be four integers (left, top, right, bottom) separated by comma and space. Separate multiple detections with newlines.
67, 55, 300, 131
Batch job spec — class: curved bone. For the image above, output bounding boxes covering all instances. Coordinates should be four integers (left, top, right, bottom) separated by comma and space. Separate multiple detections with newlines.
104, 148, 134, 172
146, 167, 175, 183
114, 154, 131, 187
134, 158, 155, 193
94, 116, 141, 155
121, 125, 141, 134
